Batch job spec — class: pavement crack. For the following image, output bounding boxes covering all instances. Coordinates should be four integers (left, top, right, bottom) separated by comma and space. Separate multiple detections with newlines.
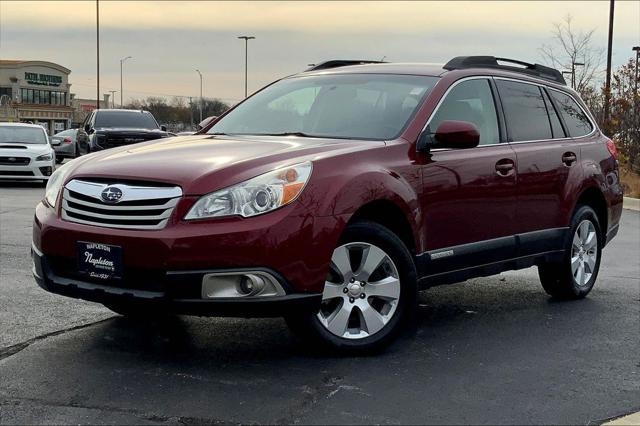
0, 318, 113, 362
0, 396, 233, 425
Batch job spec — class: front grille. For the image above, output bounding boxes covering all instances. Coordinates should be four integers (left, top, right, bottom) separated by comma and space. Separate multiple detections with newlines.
0, 170, 34, 176
0, 156, 30, 165
97, 134, 163, 150
61, 179, 182, 230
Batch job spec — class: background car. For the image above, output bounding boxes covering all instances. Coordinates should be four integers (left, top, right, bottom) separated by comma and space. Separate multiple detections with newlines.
76, 109, 171, 152
0, 122, 56, 183
50, 128, 85, 163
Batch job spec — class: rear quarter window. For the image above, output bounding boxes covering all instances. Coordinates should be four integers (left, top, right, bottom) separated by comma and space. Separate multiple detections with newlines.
548, 90, 593, 137
495, 80, 552, 142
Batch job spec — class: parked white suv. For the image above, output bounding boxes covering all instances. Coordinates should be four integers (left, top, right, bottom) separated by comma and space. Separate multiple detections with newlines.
0, 123, 56, 182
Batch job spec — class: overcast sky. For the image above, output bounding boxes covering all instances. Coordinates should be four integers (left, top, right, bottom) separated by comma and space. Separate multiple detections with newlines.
1, 1, 638, 105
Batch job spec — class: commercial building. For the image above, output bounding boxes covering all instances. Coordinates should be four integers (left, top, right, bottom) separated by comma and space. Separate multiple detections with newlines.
0, 60, 73, 135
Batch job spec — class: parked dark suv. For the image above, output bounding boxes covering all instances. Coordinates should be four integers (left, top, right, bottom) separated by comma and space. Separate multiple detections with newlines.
33, 57, 623, 352
77, 109, 170, 152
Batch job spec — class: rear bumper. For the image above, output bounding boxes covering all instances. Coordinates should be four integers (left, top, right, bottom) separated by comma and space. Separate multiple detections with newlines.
53, 143, 75, 157
32, 245, 322, 317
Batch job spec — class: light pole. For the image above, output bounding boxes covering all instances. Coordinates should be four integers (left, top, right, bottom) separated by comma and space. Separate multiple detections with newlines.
195, 69, 203, 123
237, 35, 255, 98
96, 0, 100, 110
604, 0, 615, 128
633, 46, 639, 98
120, 56, 132, 107
571, 61, 584, 89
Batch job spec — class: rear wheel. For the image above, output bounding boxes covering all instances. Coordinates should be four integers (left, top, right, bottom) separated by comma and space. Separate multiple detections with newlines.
538, 205, 602, 299
74, 143, 80, 158
55, 157, 64, 164
286, 221, 417, 353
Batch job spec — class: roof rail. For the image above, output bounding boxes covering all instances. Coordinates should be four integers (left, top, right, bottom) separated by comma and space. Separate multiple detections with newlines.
443, 56, 566, 85
305, 60, 386, 72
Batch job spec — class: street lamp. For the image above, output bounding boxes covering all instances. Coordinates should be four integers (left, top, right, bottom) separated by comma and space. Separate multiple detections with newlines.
237, 35, 255, 98
633, 46, 639, 97
195, 69, 203, 123
120, 56, 132, 107
571, 61, 585, 89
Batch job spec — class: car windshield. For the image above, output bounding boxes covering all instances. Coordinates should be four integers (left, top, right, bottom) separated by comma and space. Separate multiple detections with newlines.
0, 126, 47, 144
208, 74, 439, 140
94, 112, 159, 129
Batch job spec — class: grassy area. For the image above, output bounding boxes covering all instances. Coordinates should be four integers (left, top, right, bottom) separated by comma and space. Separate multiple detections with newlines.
620, 167, 640, 198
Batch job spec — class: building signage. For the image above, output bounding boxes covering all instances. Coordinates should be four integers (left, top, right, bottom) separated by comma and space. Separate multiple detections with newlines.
24, 72, 62, 87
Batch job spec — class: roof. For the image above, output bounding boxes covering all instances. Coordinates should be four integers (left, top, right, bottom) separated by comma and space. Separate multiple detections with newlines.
301, 62, 447, 77
0, 60, 71, 74
0, 122, 47, 129
93, 109, 152, 113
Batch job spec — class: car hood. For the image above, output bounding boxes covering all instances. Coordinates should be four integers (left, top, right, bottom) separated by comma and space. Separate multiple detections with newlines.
64, 134, 382, 195
0, 143, 52, 156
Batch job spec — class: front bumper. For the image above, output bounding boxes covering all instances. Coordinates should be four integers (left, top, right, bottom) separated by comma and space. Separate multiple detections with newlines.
32, 245, 321, 317
0, 160, 53, 180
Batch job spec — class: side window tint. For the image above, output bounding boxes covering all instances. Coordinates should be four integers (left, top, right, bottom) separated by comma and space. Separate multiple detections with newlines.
542, 90, 565, 138
429, 79, 499, 146
548, 90, 593, 137
496, 80, 552, 142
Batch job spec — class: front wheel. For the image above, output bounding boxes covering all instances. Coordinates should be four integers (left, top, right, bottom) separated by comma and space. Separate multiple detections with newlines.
538, 205, 603, 299
286, 221, 417, 353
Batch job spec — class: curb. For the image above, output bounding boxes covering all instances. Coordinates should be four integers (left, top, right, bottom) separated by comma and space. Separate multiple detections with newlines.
603, 411, 640, 425
623, 197, 640, 211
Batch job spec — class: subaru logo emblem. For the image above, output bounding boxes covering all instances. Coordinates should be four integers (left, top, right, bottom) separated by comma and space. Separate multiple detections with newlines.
101, 186, 123, 203
8, 157, 16, 162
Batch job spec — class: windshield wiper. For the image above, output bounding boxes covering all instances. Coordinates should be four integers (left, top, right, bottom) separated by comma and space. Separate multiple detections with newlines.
253, 132, 314, 137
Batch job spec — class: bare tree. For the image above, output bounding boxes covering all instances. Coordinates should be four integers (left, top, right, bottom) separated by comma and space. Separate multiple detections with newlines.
539, 15, 604, 94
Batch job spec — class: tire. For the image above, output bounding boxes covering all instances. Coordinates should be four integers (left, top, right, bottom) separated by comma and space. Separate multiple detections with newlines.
55, 157, 64, 164
286, 221, 417, 353
102, 301, 169, 319
74, 144, 80, 158
538, 205, 603, 299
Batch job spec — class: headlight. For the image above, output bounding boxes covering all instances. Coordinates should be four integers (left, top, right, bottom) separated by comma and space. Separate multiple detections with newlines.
35, 153, 53, 162
185, 161, 312, 220
44, 161, 73, 207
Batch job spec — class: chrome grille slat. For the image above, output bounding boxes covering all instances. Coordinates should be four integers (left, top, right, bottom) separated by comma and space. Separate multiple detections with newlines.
62, 201, 174, 221
62, 189, 179, 210
62, 179, 182, 230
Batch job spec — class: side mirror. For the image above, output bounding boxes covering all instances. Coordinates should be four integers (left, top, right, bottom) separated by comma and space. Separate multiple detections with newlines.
160, 125, 167, 132
418, 120, 480, 152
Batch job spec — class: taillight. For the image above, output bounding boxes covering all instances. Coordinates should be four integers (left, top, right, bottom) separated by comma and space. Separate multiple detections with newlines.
605, 138, 619, 159
63, 137, 72, 144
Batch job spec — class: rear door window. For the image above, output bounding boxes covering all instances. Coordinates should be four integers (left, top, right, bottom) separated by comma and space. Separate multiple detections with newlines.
548, 90, 593, 137
495, 80, 552, 142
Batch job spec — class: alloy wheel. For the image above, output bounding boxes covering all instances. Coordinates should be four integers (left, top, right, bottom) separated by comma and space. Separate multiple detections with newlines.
317, 242, 401, 339
571, 220, 598, 287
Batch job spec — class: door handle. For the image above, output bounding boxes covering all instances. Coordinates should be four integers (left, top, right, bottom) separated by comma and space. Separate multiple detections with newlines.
562, 152, 577, 166
495, 159, 515, 177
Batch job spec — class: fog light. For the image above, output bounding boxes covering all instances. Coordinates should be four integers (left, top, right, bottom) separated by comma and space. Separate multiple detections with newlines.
200, 270, 286, 299
238, 274, 265, 296
39, 167, 53, 176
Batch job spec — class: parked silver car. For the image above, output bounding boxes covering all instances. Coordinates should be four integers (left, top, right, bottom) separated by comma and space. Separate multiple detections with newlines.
51, 129, 86, 163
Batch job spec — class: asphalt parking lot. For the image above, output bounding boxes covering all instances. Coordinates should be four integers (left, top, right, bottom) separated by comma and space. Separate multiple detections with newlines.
0, 182, 638, 425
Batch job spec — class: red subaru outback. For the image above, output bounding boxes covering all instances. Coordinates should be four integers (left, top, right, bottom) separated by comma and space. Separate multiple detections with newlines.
33, 57, 623, 351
